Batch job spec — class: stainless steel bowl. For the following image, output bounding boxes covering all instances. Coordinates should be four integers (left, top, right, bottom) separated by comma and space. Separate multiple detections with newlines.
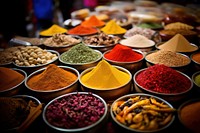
190, 51, 200, 71
191, 71, 200, 92
25, 66, 79, 103
79, 65, 132, 102
0, 68, 27, 96
110, 93, 175, 133
42, 92, 108, 133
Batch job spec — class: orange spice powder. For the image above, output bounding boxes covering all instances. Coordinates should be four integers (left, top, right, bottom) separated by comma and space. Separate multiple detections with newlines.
81, 15, 105, 27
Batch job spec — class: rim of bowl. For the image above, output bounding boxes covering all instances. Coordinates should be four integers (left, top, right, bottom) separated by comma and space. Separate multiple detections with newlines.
13, 50, 60, 68
59, 49, 103, 65
145, 50, 191, 68
103, 49, 145, 63
0, 68, 27, 93
42, 92, 108, 132
110, 93, 175, 133
119, 39, 155, 49
43, 35, 82, 48
25, 65, 79, 93
190, 51, 200, 65
133, 68, 193, 96
155, 42, 199, 52
192, 71, 200, 87
79, 65, 132, 90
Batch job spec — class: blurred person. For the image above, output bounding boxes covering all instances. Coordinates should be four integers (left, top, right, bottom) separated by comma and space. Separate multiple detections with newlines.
58, 0, 75, 20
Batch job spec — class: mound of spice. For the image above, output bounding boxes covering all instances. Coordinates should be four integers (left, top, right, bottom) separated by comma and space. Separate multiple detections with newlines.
194, 74, 200, 87
120, 34, 155, 48
157, 34, 198, 52
81, 15, 105, 27
192, 51, 200, 64
81, 60, 130, 89
164, 22, 194, 30
101, 20, 127, 35
67, 25, 98, 35
39, 24, 67, 36
60, 43, 102, 64
0, 67, 25, 91
180, 101, 200, 133
45, 92, 105, 129
135, 64, 191, 94
104, 44, 143, 62
27, 64, 77, 91
145, 50, 190, 67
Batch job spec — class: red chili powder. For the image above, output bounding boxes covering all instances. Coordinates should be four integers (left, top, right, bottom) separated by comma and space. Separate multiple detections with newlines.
104, 44, 143, 62
135, 64, 191, 94
67, 25, 98, 35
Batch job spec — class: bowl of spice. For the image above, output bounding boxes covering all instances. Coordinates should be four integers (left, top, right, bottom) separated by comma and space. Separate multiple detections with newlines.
0, 95, 42, 133
190, 51, 200, 71
43, 33, 82, 53
43, 92, 108, 133
145, 50, 191, 73
79, 59, 132, 102
59, 43, 102, 72
178, 98, 200, 133
133, 64, 193, 102
103, 44, 144, 74
67, 25, 98, 36
80, 15, 105, 28
110, 93, 176, 132
25, 64, 79, 103
0, 67, 27, 96
191, 71, 200, 92
83, 32, 121, 53
12, 46, 59, 74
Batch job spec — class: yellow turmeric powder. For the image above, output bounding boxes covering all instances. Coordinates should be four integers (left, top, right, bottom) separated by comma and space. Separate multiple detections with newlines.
27, 64, 77, 91
80, 60, 130, 89
0, 67, 25, 91
39, 24, 68, 36
101, 20, 127, 34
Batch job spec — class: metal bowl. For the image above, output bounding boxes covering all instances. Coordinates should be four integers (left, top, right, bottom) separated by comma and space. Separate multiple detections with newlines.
191, 71, 200, 92
59, 50, 103, 72
133, 68, 193, 102
0, 68, 27, 97
110, 93, 175, 133
79, 65, 132, 102
103, 49, 144, 74
13, 50, 59, 75
145, 50, 191, 73
190, 51, 200, 71
42, 92, 108, 133
25, 66, 79, 103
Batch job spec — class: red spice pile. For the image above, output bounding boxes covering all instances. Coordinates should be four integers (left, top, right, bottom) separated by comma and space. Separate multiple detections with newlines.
67, 25, 98, 35
135, 64, 191, 94
104, 44, 143, 62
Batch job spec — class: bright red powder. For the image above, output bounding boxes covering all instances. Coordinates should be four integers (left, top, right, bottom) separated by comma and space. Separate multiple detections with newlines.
104, 44, 143, 62
135, 64, 191, 94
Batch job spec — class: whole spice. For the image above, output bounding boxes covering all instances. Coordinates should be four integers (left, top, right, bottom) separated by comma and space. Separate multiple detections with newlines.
194, 74, 200, 87
27, 64, 77, 91
145, 50, 190, 67
192, 52, 200, 64
45, 93, 105, 129
180, 101, 200, 133
67, 25, 98, 35
80, 60, 130, 89
104, 44, 143, 62
81, 15, 105, 27
60, 43, 102, 64
135, 64, 191, 94
0, 67, 25, 91
39, 24, 67, 36
101, 20, 127, 34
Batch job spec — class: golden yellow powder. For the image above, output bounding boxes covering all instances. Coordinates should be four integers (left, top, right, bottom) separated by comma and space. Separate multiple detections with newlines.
39, 24, 68, 36
81, 60, 130, 89
158, 34, 198, 52
101, 20, 127, 34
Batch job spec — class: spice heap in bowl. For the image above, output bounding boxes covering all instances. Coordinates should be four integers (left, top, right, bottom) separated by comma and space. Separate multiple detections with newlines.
103, 44, 144, 74
43, 92, 108, 133
192, 71, 200, 92
79, 59, 132, 102
0, 67, 27, 96
110, 93, 176, 132
59, 43, 102, 72
67, 25, 98, 36
25, 64, 79, 102
178, 99, 200, 133
83, 32, 121, 52
81, 15, 105, 28
145, 50, 191, 73
190, 51, 200, 71
133, 64, 193, 102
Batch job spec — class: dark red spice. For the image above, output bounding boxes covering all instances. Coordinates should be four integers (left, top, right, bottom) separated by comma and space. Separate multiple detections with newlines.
135, 64, 191, 94
104, 44, 143, 62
